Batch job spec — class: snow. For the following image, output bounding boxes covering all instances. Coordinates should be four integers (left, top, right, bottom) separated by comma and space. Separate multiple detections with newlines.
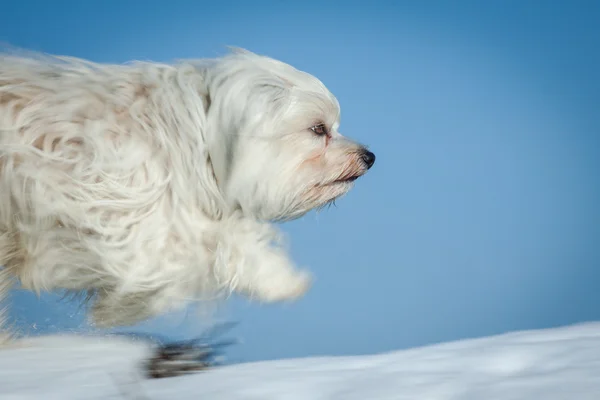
1, 323, 600, 399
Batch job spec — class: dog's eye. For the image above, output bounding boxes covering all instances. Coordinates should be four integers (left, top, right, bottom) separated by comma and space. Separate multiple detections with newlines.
310, 124, 329, 136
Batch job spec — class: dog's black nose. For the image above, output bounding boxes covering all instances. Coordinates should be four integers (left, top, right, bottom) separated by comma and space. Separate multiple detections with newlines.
360, 150, 376, 169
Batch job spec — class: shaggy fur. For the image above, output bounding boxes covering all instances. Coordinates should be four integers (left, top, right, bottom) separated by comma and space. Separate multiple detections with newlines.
0, 48, 374, 329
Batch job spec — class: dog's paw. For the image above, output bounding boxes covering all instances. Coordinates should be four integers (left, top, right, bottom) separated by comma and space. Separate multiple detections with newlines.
253, 269, 312, 303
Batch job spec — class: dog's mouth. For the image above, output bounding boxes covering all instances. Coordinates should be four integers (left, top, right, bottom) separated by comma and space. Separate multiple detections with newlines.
316, 176, 358, 187
314, 168, 365, 188
331, 169, 366, 184
332, 175, 359, 184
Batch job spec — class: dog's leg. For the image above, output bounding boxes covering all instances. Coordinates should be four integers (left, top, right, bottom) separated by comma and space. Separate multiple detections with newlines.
212, 216, 312, 303
0, 269, 13, 345
89, 288, 160, 328
0, 232, 18, 345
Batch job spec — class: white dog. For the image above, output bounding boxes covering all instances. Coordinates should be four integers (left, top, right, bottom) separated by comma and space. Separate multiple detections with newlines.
0, 48, 375, 331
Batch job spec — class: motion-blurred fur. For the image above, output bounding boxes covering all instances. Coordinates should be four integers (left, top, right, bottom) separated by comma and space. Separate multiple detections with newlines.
0, 48, 374, 329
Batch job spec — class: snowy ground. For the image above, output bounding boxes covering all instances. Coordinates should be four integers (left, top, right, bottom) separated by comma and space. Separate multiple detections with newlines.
1, 323, 599, 399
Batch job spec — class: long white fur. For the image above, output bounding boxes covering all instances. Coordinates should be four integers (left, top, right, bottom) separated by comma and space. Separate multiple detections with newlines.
0, 47, 372, 330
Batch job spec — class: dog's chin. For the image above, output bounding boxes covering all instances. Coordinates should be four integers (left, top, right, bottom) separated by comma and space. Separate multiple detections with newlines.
307, 179, 356, 210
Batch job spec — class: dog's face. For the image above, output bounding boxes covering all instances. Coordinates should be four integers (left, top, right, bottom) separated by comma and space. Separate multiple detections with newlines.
204, 50, 375, 221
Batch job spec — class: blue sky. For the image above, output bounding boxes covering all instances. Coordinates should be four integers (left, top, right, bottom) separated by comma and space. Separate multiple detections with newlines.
1, 0, 599, 363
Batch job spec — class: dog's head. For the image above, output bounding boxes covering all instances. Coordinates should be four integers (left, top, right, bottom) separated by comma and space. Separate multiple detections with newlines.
202, 48, 375, 221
